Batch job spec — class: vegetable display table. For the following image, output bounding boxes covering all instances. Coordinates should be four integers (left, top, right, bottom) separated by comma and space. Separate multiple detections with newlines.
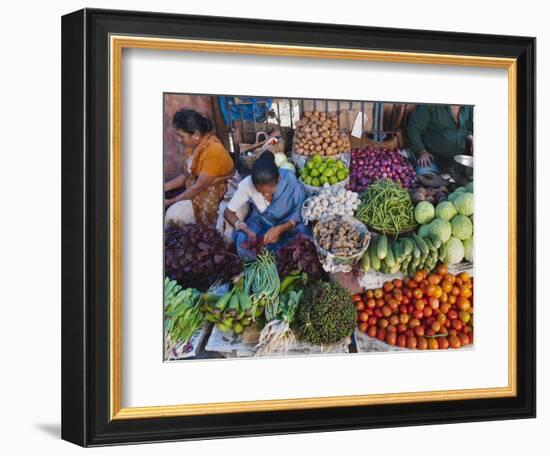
164, 324, 211, 361
205, 325, 352, 358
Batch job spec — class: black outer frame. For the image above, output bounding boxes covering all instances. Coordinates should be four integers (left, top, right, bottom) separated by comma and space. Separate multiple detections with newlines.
61, 8, 536, 447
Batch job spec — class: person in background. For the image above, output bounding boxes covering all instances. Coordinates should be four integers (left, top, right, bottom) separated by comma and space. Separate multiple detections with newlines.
406, 104, 473, 175
223, 151, 309, 260
164, 109, 235, 226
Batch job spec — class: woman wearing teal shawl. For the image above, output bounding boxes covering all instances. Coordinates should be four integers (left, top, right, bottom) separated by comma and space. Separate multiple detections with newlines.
224, 152, 310, 260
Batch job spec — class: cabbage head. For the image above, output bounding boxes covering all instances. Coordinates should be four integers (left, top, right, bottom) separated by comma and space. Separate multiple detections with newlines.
430, 218, 452, 243
417, 222, 432, 238
443, 236, 465, 264
451, 214, 473, 240
463, 236, 473, 262
414, 201, 435, 224
454, 192, 474, 216
274, 152, 288, 167
435, 201, 457, 221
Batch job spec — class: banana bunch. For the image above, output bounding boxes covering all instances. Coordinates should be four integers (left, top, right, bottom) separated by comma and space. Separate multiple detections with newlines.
201, 285, 263, 334
360, 233, 442, 277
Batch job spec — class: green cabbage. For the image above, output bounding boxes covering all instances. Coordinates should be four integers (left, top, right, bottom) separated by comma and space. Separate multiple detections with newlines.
430, 218, 452, 243
463, 236, 473, 262
435, 201, 457, 221
414, 201, 435, 224
451, 214, 473, 240
279, 161, 296, 173
454, 192, 474, 216
447, 192, 461, 203
417, 222, 432, 238
443, 236, 465, 264
274, 152, 288, 167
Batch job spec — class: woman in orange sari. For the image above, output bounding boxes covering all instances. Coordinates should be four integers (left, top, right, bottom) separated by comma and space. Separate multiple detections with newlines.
164, 109, 235, 226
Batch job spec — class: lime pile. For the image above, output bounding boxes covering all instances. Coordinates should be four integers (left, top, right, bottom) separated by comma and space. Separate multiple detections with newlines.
299, 154, 349, 187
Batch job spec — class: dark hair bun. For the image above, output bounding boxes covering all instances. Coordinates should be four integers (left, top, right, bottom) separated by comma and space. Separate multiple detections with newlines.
200, 116, 214, 133
251, 150, 279, 186
172, 109, 214, 134
258, 150, 275, 162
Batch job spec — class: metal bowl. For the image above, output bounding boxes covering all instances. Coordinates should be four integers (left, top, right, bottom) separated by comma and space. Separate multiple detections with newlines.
454, 154, 473, 177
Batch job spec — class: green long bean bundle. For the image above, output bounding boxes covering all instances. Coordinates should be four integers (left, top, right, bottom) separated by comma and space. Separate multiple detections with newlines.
355, 180, 415, 234
244, 250, 281, 321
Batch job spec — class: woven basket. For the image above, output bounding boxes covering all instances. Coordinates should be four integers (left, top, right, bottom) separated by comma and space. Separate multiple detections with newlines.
362, 135, 400, 151
240, 140, 286, 173
291, 150, 351, 170
313, 215, 371, 273
300, 177, 349, 196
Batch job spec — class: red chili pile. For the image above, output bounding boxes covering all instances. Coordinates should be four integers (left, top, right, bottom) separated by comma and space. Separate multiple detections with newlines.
353, 264, 474, 350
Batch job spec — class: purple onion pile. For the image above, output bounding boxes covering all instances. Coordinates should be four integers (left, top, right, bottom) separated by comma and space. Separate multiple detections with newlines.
348, 147, 418, 193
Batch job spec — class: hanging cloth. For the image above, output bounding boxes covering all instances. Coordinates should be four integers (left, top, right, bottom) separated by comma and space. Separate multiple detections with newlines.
217, 96, 273, 125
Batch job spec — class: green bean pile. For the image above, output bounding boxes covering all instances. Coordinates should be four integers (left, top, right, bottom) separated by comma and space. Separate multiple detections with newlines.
355, 180, 415, 234
244, 250, 281, 321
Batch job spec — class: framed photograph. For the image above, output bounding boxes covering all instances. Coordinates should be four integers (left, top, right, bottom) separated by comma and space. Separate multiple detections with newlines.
62, 8, 536, 447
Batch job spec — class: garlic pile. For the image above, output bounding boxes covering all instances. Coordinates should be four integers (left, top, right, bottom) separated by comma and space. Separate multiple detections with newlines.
301, 185, 360, 224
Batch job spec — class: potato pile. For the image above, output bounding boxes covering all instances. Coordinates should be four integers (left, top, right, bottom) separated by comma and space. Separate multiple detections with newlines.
316, 216, 363, 257
294, 111, 351, 156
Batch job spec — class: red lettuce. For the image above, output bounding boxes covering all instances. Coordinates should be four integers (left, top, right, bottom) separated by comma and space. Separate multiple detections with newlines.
275, 235, 325, 280
165, 223, 243, 291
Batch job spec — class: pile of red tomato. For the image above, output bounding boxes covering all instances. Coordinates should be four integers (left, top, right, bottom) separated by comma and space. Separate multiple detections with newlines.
353, 264, 474, 350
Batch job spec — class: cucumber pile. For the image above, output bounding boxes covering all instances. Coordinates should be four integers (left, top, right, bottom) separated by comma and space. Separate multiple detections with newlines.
361, 233, 442, 277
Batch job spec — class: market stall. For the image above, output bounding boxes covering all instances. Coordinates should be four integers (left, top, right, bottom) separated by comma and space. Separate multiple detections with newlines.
164, 106, 475, 361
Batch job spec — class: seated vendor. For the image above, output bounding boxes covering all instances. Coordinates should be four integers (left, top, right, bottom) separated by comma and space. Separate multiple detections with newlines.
406, 104, 473, 175
224, 151, 310, 261
164, 109, 235, 226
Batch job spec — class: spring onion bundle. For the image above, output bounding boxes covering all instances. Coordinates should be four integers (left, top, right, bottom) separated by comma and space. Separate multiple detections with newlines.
255, 290, 304, 356
244, 250, 281, 321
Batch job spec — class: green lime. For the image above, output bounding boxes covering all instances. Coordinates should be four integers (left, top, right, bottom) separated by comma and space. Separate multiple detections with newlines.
323, 168, 334, 177
336, 170, 347, 181
306, 160, 315, 170
329, 175, 338, 185
326, 158, 336, 165
310, 168, 320, 177
317, 163, 327, 173
304, 176, 313, 185
319, 176, 329, 185
337, 161, 345, 169
300, 167, 309, 177
311, 177, 320, 187
312, 154, 323, 164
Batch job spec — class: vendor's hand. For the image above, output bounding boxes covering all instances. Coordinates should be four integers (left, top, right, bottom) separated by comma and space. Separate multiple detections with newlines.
164, 198, 173, 208
184, 176, 195, 189
417, 151, 434, 167
263, 226, 283, 245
